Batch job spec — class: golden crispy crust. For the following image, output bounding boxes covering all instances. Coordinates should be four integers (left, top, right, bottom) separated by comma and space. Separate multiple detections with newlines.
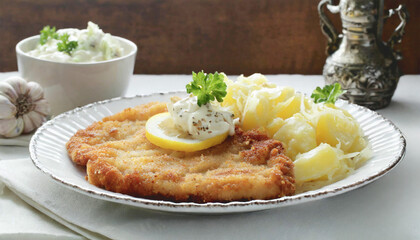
66, 102, 295, 203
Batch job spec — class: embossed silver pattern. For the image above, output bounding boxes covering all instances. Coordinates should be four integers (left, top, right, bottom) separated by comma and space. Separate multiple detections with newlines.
318, 0, 408, 110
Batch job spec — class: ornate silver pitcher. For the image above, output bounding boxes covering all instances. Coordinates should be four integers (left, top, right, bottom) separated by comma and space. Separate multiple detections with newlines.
318, 0, 408, 109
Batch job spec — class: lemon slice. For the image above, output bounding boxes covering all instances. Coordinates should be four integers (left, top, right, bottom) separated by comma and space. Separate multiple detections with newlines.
145, 112, 229, 152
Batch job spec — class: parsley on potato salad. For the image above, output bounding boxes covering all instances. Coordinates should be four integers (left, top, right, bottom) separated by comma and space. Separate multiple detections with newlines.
28, 22, 123, 63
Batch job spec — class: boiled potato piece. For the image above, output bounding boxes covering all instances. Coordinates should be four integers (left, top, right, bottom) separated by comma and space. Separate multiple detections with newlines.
222, 73, 274, 119
221, 76, 243, 118
347, 136, 368, 153
276, 94, 301, 120
242, 87, 295, 131
242, 90, 273, 131
315, 107, 361, 152
275, 93, 314, 120
266, 118, 285, 138
236, 73, 272, 86
273, 114, 317, 160
294, 143, 342, 182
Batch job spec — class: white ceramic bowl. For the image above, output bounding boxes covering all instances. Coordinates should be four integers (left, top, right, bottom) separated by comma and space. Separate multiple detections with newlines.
16, 35, 137, 115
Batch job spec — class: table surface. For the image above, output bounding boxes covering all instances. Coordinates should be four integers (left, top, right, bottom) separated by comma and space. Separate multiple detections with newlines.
1, 73, 419, 239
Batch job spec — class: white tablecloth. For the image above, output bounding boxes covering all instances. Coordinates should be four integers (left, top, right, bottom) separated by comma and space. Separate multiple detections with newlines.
1, 72, 419, 239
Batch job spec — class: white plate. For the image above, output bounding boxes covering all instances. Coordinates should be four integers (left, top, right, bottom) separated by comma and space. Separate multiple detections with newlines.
29, 92, 406, 214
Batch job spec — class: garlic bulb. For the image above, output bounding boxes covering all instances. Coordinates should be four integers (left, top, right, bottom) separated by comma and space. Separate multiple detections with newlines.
0, 76, 50, 137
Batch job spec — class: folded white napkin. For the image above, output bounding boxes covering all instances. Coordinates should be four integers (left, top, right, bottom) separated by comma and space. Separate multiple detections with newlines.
0, 177, 85, 240
0, 134, 32, 147
0, 181, 4, 194
0, 158, 323, 240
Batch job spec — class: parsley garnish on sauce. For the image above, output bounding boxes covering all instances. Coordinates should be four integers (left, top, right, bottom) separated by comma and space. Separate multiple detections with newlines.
39, 26, 78, 55
57, 33, 78, 55
186, 71, 227, 107
40, 26, 59, 45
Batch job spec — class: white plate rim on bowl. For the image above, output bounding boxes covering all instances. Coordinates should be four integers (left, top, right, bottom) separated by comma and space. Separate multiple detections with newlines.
29, 92, 406, 214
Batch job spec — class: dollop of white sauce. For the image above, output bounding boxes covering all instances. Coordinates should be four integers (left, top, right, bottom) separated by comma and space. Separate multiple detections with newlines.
168, 96, 237, 140
27, 22, 124, 63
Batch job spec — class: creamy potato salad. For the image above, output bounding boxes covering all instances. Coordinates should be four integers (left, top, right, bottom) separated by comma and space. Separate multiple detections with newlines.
27, 22, 124, 63
221, 74, 372, 193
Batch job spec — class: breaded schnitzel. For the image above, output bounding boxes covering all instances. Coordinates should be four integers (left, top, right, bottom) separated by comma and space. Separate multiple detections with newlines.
66, 102, 295, 202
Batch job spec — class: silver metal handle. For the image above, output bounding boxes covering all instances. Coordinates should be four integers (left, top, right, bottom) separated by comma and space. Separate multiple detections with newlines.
318, 0, 341, 55
386, 5, 409, 60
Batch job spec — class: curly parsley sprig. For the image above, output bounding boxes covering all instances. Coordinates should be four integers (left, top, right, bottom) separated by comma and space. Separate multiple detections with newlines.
311, 83, 346, 104
186, 71, 227, 107
40, 26, 59, 45
57, 33, 78, 55
39, 26, 78, 55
